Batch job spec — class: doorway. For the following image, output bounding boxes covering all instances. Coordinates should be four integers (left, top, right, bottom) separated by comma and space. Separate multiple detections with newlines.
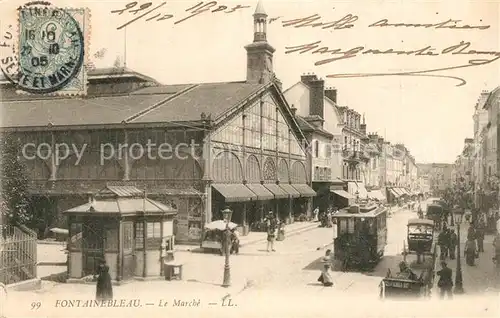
82, 219, 104, 276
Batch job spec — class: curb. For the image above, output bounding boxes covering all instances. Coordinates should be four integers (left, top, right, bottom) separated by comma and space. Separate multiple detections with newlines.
239, 223, 319, 247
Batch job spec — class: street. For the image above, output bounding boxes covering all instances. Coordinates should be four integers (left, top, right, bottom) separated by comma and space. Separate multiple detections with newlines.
4, 202, 500, 318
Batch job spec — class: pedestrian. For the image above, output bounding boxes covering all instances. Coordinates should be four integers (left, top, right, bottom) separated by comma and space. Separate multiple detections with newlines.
436, 262, 453, 299
95, 261, 113, 301
313, 207, 319, 222
493, 233, 500, 269
464, 237, 477, 266
438, 228, 449, 260
448, 229, 457, 260
317, 249, 333, 287
230, 228, 240, 255
476, 222, 485, 253
326, 210, 333, 228
266, 211, 277, 252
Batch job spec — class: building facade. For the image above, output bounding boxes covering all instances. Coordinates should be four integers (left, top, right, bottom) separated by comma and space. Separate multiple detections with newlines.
284, 75, 367, 208
452, 138, 474, 184
417, 163, 453, 194
0, 1, 315, 244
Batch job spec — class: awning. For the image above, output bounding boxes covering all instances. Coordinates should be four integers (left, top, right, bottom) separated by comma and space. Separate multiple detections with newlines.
399, 188, 410, 196
389, 188, 400, 197
279, 183, 301, 198
331, 190, 355, 199
246, 184, 274, 200
212, 183, 256, 202
393, 188, 404, 196
263, 184, 289, 199
291, 184, 317, 197
356, 183, 369, 199
368, 190, 386, 201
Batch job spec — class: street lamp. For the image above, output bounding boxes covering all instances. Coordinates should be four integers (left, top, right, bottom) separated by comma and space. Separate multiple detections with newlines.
453, 209, 464, 294
221, 207, 233, 288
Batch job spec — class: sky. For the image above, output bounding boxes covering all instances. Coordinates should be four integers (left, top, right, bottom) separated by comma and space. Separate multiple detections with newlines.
1, 0, 499, 164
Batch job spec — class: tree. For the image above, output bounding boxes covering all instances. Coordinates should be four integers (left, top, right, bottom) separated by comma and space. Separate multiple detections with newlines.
0, 133, 31, 226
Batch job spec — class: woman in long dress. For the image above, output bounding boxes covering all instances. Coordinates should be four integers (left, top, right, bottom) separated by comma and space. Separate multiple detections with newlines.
464, 238, 477, 266
318, 249, 333, 287
96, 262, 113, 300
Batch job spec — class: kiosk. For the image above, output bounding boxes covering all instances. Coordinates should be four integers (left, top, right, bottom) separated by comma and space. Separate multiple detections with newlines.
64, 185, 177, 282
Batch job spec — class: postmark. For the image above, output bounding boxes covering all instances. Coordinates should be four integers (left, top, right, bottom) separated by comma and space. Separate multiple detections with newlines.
1, 3, 89, 95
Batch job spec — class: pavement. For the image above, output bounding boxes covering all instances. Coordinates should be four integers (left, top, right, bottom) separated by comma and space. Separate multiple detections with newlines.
5, 203, 499, 317
434, 221, 500, 295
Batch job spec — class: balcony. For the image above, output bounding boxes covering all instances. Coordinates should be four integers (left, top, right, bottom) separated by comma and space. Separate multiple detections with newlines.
342, 147, 369, 167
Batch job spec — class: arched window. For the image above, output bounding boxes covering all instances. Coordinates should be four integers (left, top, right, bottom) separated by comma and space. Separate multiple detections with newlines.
314, 140, 319, 158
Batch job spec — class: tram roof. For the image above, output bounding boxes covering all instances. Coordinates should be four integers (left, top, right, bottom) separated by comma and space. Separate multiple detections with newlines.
334, 206, 387, 218
407, 218, 434, 226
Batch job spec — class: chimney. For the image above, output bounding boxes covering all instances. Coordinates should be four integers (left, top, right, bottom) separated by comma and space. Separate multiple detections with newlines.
301, 73, 318, 85
300, 74, 324, 118
325, 87, 337, 103
359, 113, 366, 135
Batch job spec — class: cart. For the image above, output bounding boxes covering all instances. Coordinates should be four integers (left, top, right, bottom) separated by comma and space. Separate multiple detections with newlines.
380, 223, 437, 299
406, 218, 435, 262
201, 220, 238, 254
379, 256, 435, 299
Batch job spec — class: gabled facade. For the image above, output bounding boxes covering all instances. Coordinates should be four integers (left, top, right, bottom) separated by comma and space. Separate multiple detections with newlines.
0, 0, 315, 250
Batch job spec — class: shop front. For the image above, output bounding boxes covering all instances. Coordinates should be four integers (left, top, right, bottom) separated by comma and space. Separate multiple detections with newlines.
211, 183, 256, 235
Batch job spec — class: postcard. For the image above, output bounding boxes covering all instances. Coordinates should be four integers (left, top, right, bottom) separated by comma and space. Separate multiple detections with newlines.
1, 0, 500, 317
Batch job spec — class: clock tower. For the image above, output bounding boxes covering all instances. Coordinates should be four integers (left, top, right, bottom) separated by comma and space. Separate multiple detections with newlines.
245, 0, 275, 84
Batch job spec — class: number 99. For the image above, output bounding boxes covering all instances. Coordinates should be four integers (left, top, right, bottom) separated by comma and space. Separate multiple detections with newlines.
31, 301, 41, 310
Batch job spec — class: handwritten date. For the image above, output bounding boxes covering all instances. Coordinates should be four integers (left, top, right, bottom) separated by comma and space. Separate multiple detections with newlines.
111, 1, 250, 30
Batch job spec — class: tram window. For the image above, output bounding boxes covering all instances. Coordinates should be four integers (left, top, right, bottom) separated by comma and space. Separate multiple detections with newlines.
340, 219, 347, 234
347, 218, 355, 234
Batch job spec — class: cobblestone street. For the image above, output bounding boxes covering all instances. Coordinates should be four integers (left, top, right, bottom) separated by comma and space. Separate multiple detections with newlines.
7, 202, 499, 318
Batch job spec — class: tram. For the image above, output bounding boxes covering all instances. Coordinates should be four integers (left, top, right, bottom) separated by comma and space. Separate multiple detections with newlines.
333, 204, 388, 271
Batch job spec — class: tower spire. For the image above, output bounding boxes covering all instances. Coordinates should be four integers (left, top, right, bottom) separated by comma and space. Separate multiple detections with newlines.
255, 0, 266, 16
245, 0, 275, 84
253, 0, 268, 42
363, 113, 366, 124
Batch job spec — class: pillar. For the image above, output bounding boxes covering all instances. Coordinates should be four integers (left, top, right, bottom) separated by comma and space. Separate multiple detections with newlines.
204, 182, 212, 223
143, 219, 147, 278
123, 130, 130, 180
117, 221, 122, 281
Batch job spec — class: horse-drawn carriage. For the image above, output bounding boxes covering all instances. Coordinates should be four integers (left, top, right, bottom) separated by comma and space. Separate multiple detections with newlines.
426, 203, 444, 230
379, 218, 437, 299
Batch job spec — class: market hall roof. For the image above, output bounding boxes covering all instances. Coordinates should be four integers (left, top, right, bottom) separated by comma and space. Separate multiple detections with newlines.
0, 68, 266, 129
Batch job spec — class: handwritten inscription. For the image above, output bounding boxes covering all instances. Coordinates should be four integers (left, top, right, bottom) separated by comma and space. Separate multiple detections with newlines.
279, 14, 489, 30
285, 40, 500, 86
111, 1, 250, 30
369, 18, 490, 30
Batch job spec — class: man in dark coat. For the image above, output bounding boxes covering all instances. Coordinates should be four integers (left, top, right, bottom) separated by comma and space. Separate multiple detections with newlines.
96, 262, 113, 301
438, 228, 449, 260
448, 229, 458, 260
476, 222, 485, 252
436, 261, 453, 299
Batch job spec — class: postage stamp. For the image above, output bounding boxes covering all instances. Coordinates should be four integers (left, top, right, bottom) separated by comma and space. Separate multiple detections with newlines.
2, 3, 89, 95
